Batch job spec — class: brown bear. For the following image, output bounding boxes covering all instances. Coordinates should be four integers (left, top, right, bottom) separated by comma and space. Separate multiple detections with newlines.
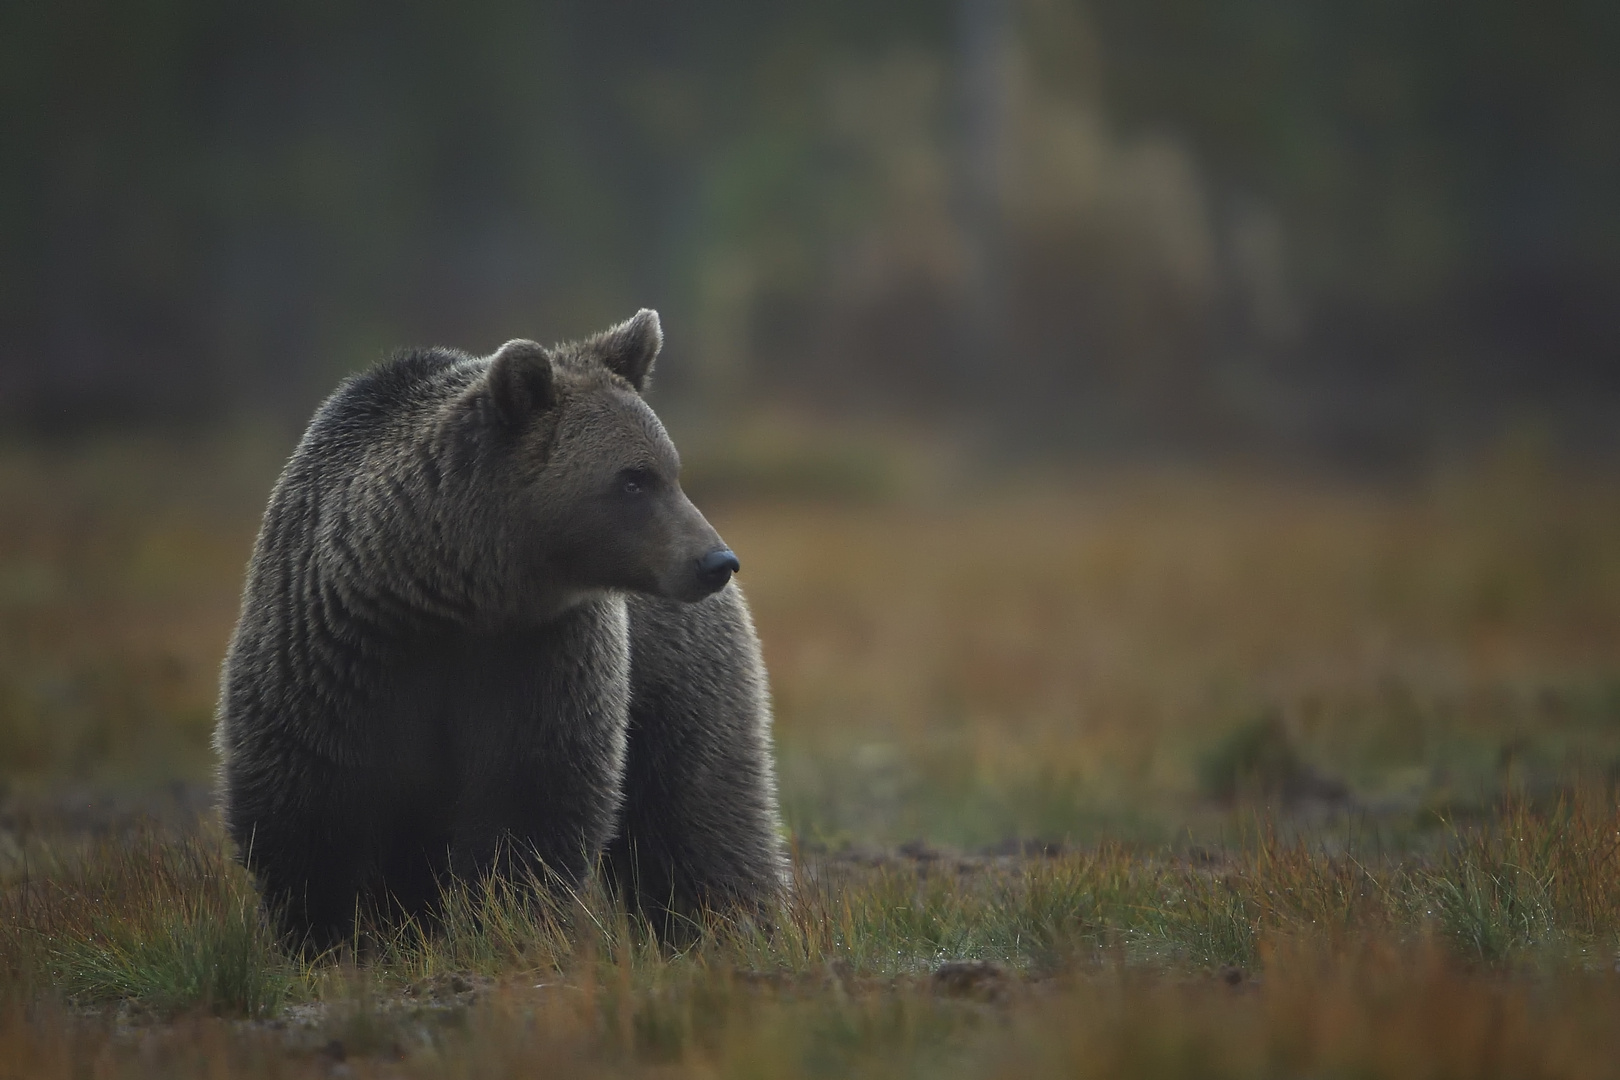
213, 310, 786, 948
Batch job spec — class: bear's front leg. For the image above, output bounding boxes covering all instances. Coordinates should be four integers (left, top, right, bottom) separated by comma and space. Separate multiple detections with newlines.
446, 601, 632, 902
611, 587, 787, 936
223, 752, 378, 953
447, 754, 622, 897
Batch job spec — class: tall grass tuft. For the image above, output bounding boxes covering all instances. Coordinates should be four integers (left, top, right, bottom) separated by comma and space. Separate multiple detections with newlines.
0, 829, 300, 1017
1426, 793, 1620, 962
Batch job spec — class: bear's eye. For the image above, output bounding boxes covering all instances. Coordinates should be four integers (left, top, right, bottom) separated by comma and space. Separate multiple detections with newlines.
618, 468, 655, 497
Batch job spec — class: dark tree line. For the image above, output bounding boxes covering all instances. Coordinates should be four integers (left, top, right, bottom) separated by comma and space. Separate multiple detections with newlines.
1, 0, 1615, 458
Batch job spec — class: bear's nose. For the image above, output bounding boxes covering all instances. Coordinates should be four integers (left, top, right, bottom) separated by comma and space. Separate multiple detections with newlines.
695, 548, 740, 589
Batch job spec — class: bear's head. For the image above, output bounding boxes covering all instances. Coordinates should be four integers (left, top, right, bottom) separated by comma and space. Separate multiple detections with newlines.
465, 310, 738, 612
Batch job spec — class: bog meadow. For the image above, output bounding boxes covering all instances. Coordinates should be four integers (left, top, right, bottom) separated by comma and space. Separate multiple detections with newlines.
1, 431, 1618, 1079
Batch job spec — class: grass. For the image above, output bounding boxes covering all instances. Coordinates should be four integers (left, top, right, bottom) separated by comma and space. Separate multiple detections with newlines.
0, 432, 1618, 1075
2, 798, 1620, 1075
0, 829, 299, 1017
5, 800, 1620, 996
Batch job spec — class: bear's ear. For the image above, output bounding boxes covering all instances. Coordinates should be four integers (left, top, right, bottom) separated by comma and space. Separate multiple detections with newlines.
486, 339, 556, 424
591, 308, 662, 392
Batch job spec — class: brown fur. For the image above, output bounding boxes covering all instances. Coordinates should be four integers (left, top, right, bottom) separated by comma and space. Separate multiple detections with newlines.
214, 311, 785, 948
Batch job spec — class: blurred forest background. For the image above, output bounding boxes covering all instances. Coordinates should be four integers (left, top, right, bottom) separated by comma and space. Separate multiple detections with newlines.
4, 0, 1618, 460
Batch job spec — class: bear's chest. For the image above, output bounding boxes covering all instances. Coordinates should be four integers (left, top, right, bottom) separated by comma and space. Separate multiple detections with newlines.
375, 597, 633, 787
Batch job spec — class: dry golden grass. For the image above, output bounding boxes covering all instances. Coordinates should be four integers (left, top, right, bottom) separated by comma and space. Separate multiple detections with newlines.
4, 796, 1620, 1077
0, 433, 1618, 1077
3, 935, 1620, 1078
724, 461, 1620, 845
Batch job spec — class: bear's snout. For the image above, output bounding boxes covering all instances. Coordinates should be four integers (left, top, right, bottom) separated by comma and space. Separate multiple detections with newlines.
695, 548, 740, 592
